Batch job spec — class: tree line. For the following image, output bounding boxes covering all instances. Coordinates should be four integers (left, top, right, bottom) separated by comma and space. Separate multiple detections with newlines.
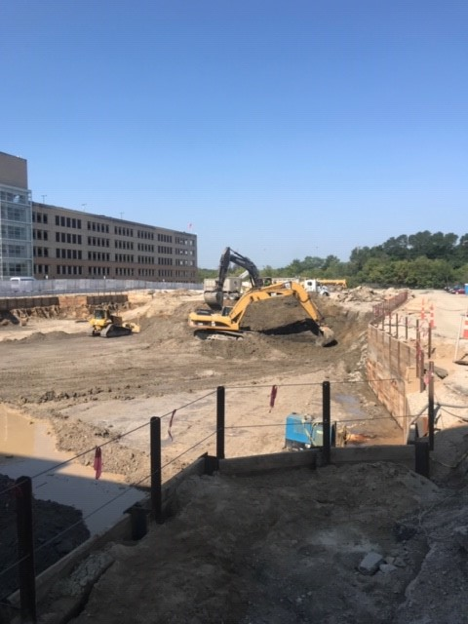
199, 231, 468, 289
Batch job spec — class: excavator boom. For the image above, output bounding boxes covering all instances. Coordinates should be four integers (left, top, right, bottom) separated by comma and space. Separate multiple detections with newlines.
204, 247, 264, 310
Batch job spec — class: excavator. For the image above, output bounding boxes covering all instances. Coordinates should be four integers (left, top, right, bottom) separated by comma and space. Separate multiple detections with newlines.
190, 248, 335, 346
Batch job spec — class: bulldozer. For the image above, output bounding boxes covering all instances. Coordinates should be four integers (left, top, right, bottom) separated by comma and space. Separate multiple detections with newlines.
89, 307, 140, 338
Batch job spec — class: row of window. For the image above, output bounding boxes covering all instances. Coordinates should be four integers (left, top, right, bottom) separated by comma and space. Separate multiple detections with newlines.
34, 247, 49, 258
57, 265, 83, 275
31, 247, 190, 264
3, 243, 29, 258
175, 248, 195, 255
116, 240, 133, 250
137, 230, 154, 240
1, 191, 28, 204
32, 221, 194, 248
5, 262, 31, 275
33, 230, 48, 241
158, 245, 172, 254
55, 215, 82, 229
175, 237, 195, 246
56, 232, 83, 244
115, 226, 133, 237
138, 243, 154, 252
88, 221, 109, 233
88, 252, 110, 261
32, 264, 197, 279
56, 249, 83, 260
2, 225, 29, 240
115, 254, 134, 263
33, 212, 49, 224
3, 206, 30, 223
175, 259, 195, 266
88, 237, 110, 247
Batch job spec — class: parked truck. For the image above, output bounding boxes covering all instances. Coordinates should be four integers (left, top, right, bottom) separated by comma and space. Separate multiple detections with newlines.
301, 279, 330, 296
203, 277, 242, 302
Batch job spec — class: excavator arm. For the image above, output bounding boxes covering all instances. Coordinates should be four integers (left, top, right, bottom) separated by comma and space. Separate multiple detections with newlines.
190, 280, 335, 346
204, 247, 264, 310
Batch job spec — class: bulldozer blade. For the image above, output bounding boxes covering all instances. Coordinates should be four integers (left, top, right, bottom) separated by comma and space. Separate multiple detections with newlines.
101, 324, 133, 338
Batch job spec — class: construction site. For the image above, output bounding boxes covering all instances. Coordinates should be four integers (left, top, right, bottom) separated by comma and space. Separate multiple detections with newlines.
1, 283, 468, 624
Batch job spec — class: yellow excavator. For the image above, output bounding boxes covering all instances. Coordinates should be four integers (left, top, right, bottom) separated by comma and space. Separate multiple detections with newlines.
89, 307, 140, 338
189, 248, 335, 346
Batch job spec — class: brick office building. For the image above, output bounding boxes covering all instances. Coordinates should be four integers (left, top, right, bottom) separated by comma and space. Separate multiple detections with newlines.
0, 151, 198, 282
32, 202, 198, 282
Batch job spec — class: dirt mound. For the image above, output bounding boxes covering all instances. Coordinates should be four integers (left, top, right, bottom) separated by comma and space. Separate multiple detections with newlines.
22, 331, 72, 343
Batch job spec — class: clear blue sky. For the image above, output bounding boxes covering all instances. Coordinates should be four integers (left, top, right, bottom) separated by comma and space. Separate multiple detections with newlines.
1, 1, 466, 268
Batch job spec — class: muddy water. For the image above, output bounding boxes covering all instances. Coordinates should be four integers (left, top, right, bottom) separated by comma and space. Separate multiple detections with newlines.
0, 404, 145, 535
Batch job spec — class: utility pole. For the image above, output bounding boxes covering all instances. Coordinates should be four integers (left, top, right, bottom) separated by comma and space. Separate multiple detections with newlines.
81, 204, 87, 212
41, 195, 47, 204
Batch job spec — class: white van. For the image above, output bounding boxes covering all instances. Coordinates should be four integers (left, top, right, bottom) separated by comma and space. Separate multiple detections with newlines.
10, 276, 36, 292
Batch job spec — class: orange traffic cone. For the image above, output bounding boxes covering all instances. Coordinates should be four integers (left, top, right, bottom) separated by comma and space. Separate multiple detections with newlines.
463, 315, 468, 340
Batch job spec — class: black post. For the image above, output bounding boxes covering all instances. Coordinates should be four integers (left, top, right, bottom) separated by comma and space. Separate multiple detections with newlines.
419, 350, 425, 393
415, 438, 430, 478
322, 381, 331, 465
428, 361, 435, 451
150, 417, 162, 521
15, 476, 37, 623
216, 386, 225, 460
130, 504, 148, 540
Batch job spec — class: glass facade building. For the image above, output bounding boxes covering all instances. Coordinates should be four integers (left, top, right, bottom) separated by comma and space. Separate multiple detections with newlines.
0, 153, 33, 279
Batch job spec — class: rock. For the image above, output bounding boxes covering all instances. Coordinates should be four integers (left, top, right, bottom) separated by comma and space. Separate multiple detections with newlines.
358, 552, 385, 575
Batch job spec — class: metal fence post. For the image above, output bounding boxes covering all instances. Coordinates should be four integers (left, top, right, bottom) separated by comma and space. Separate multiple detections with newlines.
428, 361, 435, 450
322, 381, 331, 465
150, 417, 162, 521
15, 476, 37, 623
216, 386, 225, 460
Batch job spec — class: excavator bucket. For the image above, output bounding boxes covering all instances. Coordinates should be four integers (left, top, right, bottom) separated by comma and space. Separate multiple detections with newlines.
204, 290, 223, 310
316, 326, 335, 347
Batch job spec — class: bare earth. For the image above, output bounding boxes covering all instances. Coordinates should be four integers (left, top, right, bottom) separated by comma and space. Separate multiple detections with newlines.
1, 288, 467, 623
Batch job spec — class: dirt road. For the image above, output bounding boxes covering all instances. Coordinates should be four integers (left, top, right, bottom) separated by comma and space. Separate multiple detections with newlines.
1, 287, 467, 623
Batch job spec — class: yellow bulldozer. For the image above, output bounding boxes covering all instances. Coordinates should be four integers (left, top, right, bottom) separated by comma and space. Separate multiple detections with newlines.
89, 307, 140, 338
